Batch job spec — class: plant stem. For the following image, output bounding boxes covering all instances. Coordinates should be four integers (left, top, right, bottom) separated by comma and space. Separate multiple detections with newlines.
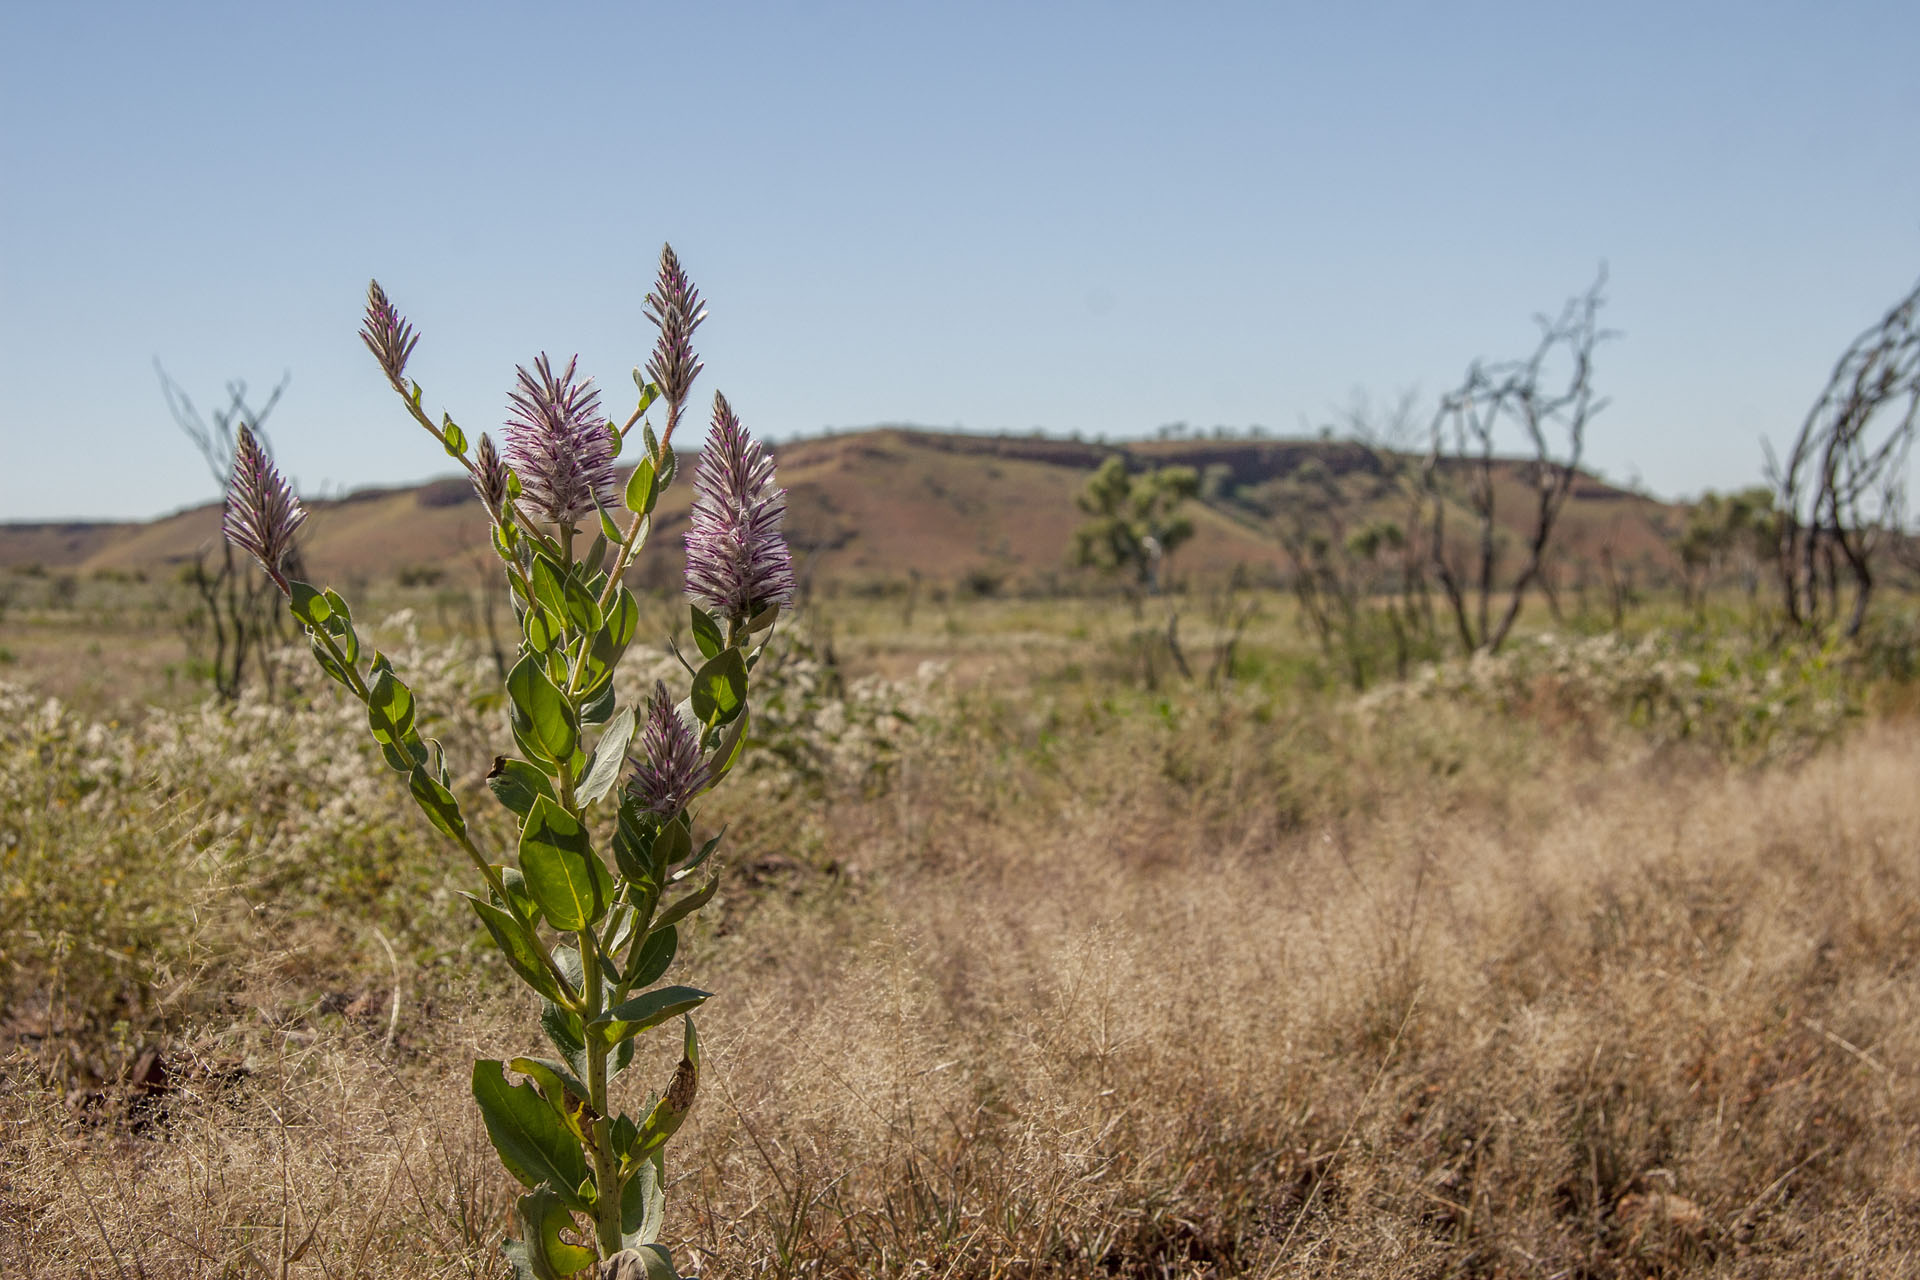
578, 927, 623, 1255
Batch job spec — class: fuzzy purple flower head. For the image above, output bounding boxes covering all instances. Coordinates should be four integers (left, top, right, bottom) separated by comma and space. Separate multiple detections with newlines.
222, 424, 307, 594
684, 393, 796, 623
645, 244, 706, 424
501, 354, 616, 527
471, 431, 512, 516
360, 280, 418, 389
627, 683, 714, 820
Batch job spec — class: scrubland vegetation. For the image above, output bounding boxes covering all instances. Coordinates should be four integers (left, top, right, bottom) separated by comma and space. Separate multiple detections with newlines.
3, 574, 1917, 1278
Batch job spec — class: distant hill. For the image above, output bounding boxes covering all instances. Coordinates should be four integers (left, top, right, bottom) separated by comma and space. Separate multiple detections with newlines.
0, 427, 1681, 593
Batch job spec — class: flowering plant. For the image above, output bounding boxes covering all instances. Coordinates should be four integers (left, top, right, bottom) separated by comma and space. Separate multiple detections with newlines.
226, 247, 791, 1278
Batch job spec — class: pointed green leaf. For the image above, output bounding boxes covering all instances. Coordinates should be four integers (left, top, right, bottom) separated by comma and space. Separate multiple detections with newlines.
649, 872, 719, 935
689, 606, 724, 660
518, 796, 613, 931
530, 555, 570, 626
467, 894, 565, 1004
442, 415, 467, 457
309, 634, 353, 687
621, 1151, 667, 1249
287, 580, 332, 630
366, 668, 415, 745
514, 1185, 597, 1278
488, 756, 557, 818
407, 765, 466, 839
498, 864, 538, 921
541, 998, 587, 1082
690, 648, 747, 727
703, 707, 750, 791
634, 1017, 701, 1159
672, 829, 725, 884
579, 705, 636, 808
592, 985, 711, 1045
472, 1060, 591, 1209
627, 925, 677, 989
624, 459, 657, 515
507, 655, 578, 763
561, 572, 603, 638
582, 586, 639, 698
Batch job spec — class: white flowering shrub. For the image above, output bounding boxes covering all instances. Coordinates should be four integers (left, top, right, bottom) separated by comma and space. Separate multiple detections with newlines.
1359, 629, 1854, 761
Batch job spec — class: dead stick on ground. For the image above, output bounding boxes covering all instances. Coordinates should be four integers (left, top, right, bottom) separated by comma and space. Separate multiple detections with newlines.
374, 927, 402, 1056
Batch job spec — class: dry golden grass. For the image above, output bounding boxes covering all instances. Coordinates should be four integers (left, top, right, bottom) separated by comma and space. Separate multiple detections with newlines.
4, 671, 1917, 1277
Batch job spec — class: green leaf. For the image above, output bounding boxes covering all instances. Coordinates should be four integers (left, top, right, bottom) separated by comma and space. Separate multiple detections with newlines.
508, 1056, 589, 1109
530, 556, 570, 627
690, 648, 747, 727
514, 1185, 597, 1279
605, 419, 623, 461
627, 925, 677, 988
579, 680, 617, 727
624, 459, 658, 516
657, 445, 677, 488
287, 580, 331, 630
467, 895, 566, 1004
309, 634, 353, 688
689, 606, 724, 660
518, 796, 614, 931
592, 985, 711, 1045
541, 998, 588, 1082
508, 655, 578, 764
611, 794, 658, 886
583, 587, 639, 697
673, 829, 725, 883
407, 766, 466, 839
488, 756, 557, 818
633, 1017, 702, 1159
631, 373, 660, 418
367, 668, 416, 745
508, 1056, 591, 1142
703, 707, 750, 791
561, 571, 603, 637
650, 872, 719, 935
650, 820, 690, 872
579, 705, 636, 808
322, 589, 359, 661
442, 415, 468, 456
471, 1060, 592, 1210
498, 865, 538, 921
621, 1152, 667, 1249
378, 733, 429, 773
522, 605, 561, 655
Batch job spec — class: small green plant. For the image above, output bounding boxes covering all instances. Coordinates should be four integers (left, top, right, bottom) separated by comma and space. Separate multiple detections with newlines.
224, 247, 792, 1278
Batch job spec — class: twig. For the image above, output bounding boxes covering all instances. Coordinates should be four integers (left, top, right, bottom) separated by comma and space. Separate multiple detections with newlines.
373, 928, 402, 1056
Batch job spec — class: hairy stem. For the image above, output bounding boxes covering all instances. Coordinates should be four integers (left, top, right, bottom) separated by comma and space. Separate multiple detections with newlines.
577, 928, 622, 1255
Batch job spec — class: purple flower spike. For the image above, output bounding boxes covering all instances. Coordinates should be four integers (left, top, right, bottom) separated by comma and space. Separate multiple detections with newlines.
684, 392, 796, 623
472, 431, 511, 516
360, 280, 419, 388
627, 683, 714, 821
501, 354, 615, 527
644, 244, 706, 424
223, 424, 307, 594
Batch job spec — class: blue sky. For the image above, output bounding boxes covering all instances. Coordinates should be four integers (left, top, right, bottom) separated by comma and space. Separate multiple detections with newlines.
3, 1, 1917, 520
